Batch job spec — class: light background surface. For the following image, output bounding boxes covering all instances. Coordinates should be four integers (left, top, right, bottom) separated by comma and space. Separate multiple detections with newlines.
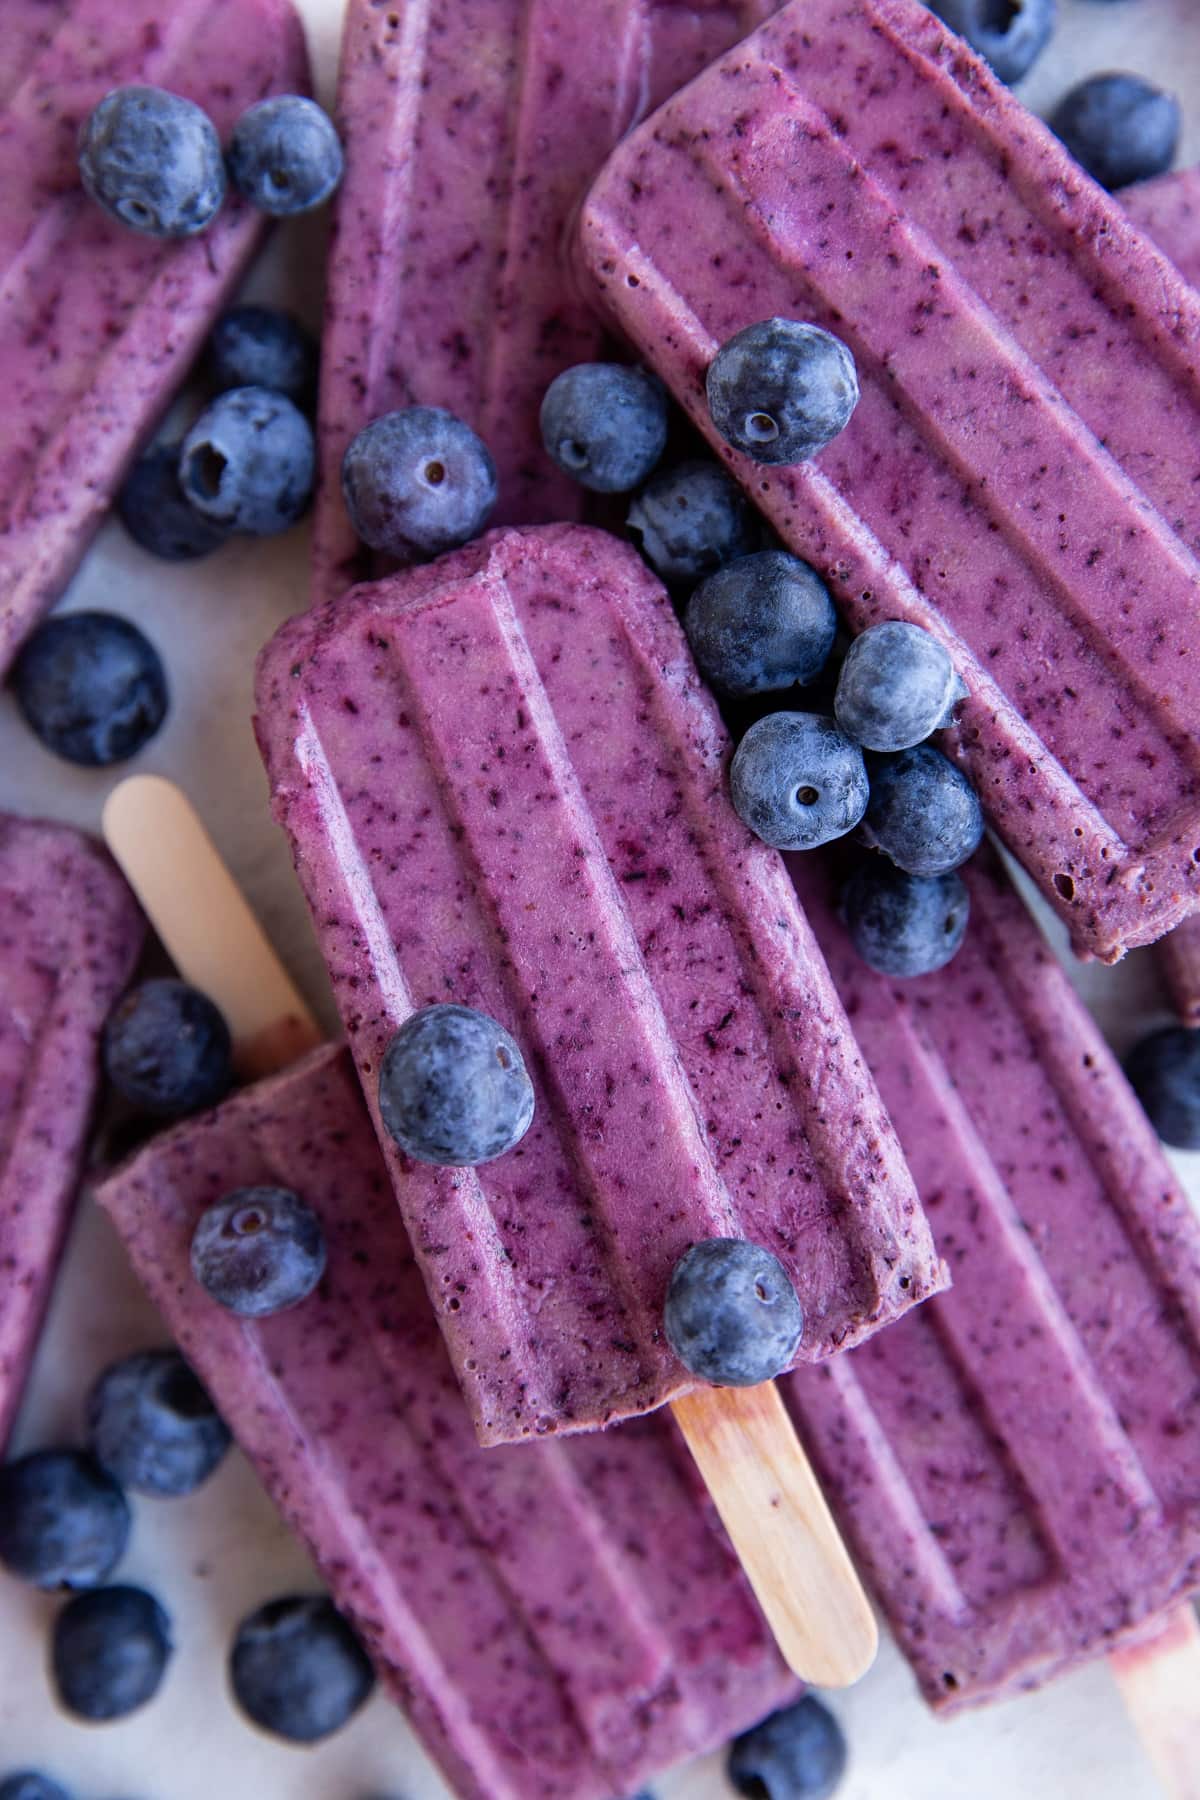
0, 2, 1198, 1795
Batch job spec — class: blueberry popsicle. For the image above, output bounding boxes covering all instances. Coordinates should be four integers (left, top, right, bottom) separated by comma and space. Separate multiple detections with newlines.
0, 815, 143, 1452
577, 0, 1200, 963
0, 0, 309, 675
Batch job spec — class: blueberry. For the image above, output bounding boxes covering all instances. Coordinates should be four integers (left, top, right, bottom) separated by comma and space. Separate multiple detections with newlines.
862, 745, 984, 877
342, 408, 498, 560
730, 713, 868, 851
208, 306, 318, 405
103, 979, 233, 1118
378, 1004, 535, 1167
1123, 1028, 1200, 1150
0, 1774, 73, 1800
52, 1585, 172, 1722
539, 364, 668, 492
627, 460, 756, 585
116, 443, 232, 562
191, 1186, 326, 1318
78, 85, 225, 238
11, 612, 167, 767
706, 319, 859, 465
664, 1240, 803, 1385
728, 1695, 848, 1800
226, 96, 344, 217
1050, 73, 1180, 191
0, 1450, 130, 1590
834, 621, 966, 752
924, 0, 1055, 84
685, 550, 838, 696
179, 387, 314, 535
229, 1594, 374, 1743
841, 862, 969, 977
86, 1350, 231, 1498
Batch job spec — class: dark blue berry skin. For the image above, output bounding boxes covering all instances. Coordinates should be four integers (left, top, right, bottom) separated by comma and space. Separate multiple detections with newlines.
102, 979, 233, 1119
834, 621, 966, 752
342, 408, 498, 560
226, 96, 344, 217
378, 1004, 535, 1167
862, 746, 984, 878
664, 1240, 803, 1386
229, 1595, 375, 1743
925, 0, 1056, 85
86, 1350, 231, 1498
52, 1585, 173, 1722
180, 388, 315, 536
539, 364, 668, 493
1123, 1029, 1200, 1150
0, 1452, 130, 1591
730, 713, 868, 852
191, 1187, 326, 1319
0, 1774, 73, 1800
728, 1696, 848, 1800
842, 862, 969, 978
685, 550, 838, 696
208, 306, 318, 406
116, 443, 232, 562
78, 86, 225, 238
706, 319, 859, 465
11, 612, 167, 767
1051, 73, 1180, 191
627, 460, 757, 585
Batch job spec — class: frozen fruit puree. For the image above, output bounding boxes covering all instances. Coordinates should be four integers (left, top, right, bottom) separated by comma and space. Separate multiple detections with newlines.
0, 816, 144, 1453
97, 1044, 799, 1800
577, 0, 1200, 963
255, 523, 945, 1446
0, 0, 309, 675
784, 848, 1200, 1712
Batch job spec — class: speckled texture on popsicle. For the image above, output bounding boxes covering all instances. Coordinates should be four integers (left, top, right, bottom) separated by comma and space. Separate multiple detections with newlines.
97, 1045, 798, 1800
0, 0, 309, 676
1124, 165, 1200, 287
784, 847, 1200, 1714
0, 815, 143, 1452
577, 0, 1200, 963
255, 524, 944, 1445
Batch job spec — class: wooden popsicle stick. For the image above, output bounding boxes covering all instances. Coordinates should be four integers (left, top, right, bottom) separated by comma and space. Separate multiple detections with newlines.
103, 775, 322, 1079
1109, 1605, 1200, 1799
671, 1381, 878, 1686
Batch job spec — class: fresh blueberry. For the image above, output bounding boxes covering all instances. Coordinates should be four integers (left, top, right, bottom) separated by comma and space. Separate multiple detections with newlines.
378, 1004, 535, 1167
862, 745, 984, 877
664, 1240, 803, 1386
925, 1, 1055, 85
116, 443, 232, 562
342, 408, 498, 560
179, 387, 314, 535
539, 364, 668, 492
0, 1450, 129, 1590
627, 460, 756, 585
728, 1695, 848, 1800
191, 1186, 326, 1318
86, 1350, 231, 1498
208, 306, 318, 406
834, 621, 966, 752
103, 979, 233, 1118
685, 550, 838, 696
11, 612, 167, 767
730, 713, 868, 852
1050, 73, 1180, 191
229, 1594, 374, 1743
0, 1774, 73, 1800
78, 85, 225, 238
841, 862, 969, 977
226, 96, 344, 216
1123, 1028, 1200, 1150
706, 319, 859, 465
52, 1585, 173, 1722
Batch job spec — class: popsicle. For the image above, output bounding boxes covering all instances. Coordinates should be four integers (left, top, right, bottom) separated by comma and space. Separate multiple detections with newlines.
0, 814, 143, 1452
0, 0, 310, 675
312, 0, 776, 602
576, 0, 1200, 964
